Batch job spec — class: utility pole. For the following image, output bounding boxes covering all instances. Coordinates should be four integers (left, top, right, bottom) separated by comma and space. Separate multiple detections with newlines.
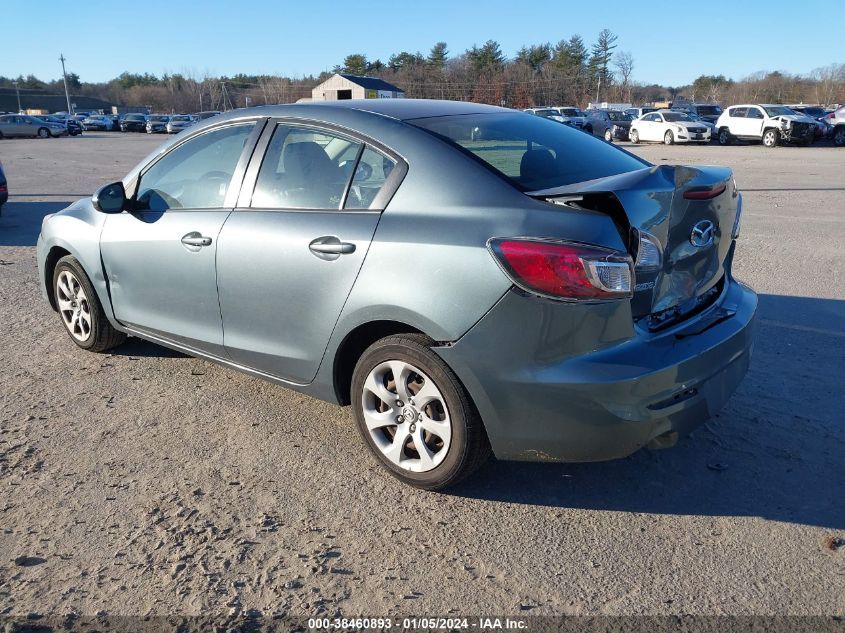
59, 53, 73, 114
245, 95, 250, 108
13, 80, 21, 113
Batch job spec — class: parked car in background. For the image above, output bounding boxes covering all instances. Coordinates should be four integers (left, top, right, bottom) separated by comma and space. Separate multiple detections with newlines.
624, 107, 657, 120
82, 115, 114, 132
551, 106, 588, 128
685, 112, 717, 137
585, 109, 632, 142
0, 160, 7, 215
35, 115, 79, 136
120, 113, 148, 132
35, 100, 755, 490
827, 106, 845, 146
715, 104, 816, 147
146, 115, 171, 134
195, 111, 222, 121
630, 109, 711, 145
683, 103, 723, 125
166, 114, 197, 134
789, 105, 831, 139
524, 107, 566, 123
0, 114, 65, 138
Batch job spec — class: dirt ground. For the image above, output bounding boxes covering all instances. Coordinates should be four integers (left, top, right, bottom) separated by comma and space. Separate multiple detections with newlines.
0, 132, 843, 622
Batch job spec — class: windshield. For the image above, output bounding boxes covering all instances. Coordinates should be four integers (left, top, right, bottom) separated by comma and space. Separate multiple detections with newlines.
409, 112, 648, 192
532, 109, 558, 118
764, 106, 795, 117
558, 108, 580, 117
125, 114, 145, 121
663, 112, 692, 122
696, 105, 722, 116
607, 111, 631, 122
150, 115, 169, 122
173, 115, 192, 121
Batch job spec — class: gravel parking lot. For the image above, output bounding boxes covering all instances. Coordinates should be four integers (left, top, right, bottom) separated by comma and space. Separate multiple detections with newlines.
0, 132, 843, 622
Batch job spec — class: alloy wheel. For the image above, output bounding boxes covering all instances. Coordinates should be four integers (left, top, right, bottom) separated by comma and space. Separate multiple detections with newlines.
834, 127, 845, 147
361, 360, 452, 473
56, 270, 92, 342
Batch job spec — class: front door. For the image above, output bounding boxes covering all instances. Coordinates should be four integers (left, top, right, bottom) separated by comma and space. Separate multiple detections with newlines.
100, 121, 260, 355
217, 122, 401, 383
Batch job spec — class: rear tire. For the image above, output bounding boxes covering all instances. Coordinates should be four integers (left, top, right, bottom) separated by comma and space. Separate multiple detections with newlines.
664, 130, 675, 145
53, 256, 126, 353
762, 128, 779, 148
718, 128, 731, 146
833, 126, 845, 147
351, 334, 491, 490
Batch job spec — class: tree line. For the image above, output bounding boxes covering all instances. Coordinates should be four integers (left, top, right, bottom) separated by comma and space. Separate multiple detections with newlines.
2, 32, 843, 112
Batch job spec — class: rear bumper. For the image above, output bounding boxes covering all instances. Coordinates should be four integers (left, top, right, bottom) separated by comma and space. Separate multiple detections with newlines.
436, 275, 757, 462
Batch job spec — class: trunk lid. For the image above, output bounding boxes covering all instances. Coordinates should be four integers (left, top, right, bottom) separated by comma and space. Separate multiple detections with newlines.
529, 164, 739, 321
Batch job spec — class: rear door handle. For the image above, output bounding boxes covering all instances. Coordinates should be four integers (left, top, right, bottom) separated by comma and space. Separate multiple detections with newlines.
181, 231, 212, 247
309, 236, 356, 260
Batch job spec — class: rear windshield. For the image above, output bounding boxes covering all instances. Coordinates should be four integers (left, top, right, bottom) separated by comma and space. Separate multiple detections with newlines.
409, 112, 648, 191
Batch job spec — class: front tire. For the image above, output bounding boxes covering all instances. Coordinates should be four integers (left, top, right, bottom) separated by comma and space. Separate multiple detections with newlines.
53, 256, 126, 352
629, 129, 640, 144
37, 127, 50, 139
351, 334, 491, 490
603, 128, 613, 142
664, 130, 675, 145
762, 128, 779, 148
833, 126, 845, 147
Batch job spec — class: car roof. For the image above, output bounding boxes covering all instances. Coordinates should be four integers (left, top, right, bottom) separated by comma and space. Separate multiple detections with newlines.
213, 99, 507, 123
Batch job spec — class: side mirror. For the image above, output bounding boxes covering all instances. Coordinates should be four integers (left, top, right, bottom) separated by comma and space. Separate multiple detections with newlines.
92, 181, 127, 214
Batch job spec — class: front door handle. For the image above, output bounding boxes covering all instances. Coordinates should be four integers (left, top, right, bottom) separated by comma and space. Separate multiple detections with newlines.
181, 231, 212, 248
309, 236, 356, 260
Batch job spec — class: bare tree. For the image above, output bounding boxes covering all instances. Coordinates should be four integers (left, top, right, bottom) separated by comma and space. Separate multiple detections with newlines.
613, 51, 634, 102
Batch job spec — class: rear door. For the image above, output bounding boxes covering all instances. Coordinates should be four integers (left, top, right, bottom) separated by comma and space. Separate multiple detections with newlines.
100, 120, 262, 356
216, 120, 405, 383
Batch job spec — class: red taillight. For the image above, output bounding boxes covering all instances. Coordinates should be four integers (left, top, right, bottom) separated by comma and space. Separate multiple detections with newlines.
489, 239, 633, 301
683, 183, 727, 200
0, 185, 7, 193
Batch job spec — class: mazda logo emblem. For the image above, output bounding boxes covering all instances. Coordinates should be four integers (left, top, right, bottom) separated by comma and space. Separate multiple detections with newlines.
690, 220, 716, 247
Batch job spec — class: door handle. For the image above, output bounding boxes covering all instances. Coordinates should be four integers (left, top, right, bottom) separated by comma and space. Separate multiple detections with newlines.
308, 236, 356, 260
181, 232, 212, 247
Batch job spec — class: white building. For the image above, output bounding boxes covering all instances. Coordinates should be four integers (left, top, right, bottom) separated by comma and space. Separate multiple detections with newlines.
311, 74, 405, 101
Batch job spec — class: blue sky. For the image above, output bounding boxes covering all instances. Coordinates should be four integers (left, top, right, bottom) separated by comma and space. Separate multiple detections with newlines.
4, 0, 842, 86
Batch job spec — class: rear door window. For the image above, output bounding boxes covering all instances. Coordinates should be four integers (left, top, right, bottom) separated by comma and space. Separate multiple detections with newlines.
344, 146, 397, 210
250, 124, 362, 209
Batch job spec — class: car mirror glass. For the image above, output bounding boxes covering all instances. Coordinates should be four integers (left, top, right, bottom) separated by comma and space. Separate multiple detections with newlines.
93, 181, 127, 214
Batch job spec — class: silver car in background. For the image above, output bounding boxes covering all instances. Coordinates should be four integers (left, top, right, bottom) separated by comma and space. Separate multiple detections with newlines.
166, 114, 196, 134
36, 100, 756, 490
0, 114, 66, 138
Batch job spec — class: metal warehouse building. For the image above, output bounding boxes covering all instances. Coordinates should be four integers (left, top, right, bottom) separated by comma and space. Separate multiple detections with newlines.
311, 74, 405, 101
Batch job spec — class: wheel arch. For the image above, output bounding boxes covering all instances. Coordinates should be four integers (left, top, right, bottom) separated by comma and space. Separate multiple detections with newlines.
332, 319, 427, 405
44, 245, 73, 311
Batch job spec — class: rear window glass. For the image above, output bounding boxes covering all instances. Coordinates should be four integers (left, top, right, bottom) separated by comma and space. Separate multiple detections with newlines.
409, 112, 648, 191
